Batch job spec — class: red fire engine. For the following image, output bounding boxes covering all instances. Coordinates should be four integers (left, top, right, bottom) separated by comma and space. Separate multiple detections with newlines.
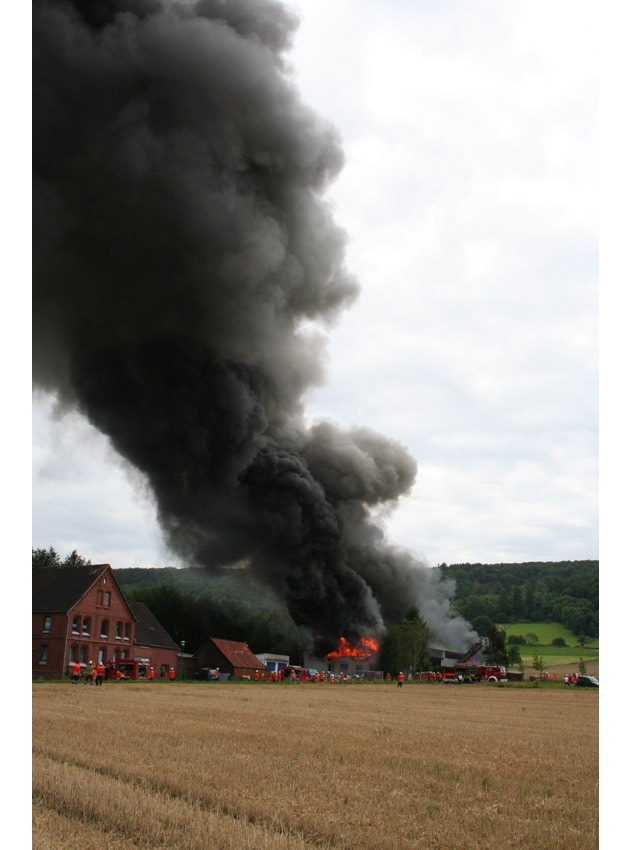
108, 659, 151, 680
450, 639, 509, 683
452, 662, 508, 683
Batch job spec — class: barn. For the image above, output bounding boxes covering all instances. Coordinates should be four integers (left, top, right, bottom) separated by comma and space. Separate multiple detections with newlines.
196, 637, 268, 681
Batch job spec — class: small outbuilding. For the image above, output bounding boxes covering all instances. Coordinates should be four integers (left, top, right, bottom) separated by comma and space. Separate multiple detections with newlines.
256, 652, 290, 675
196, 637, 268, 681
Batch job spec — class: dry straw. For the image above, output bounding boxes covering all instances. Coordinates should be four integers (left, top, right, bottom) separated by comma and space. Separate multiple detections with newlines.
33, 682, 598, 849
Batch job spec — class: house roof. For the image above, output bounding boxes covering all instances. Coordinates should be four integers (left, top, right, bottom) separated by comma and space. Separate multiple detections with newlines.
209, 638, 267, 670
129, 601, 179, 651
32, 564, 121, 613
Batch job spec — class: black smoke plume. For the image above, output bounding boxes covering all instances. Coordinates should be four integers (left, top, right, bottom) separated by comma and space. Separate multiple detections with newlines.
33, 0, 474, 652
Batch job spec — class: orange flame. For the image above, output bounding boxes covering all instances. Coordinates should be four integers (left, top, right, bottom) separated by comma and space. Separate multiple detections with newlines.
325, 636, 379, 661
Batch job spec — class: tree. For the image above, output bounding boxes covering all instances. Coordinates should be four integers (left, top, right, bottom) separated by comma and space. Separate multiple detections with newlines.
379, 611, 431, 677
532, 653, 545, 675
487, 623, 508, 665
511, 585, 524, 617
32, 547, 61, 567
507, 645, 522, 667
551, 637, 567, 647
470, 615, 493, 637
33, 547, 92, 567
64, 549, 92, 566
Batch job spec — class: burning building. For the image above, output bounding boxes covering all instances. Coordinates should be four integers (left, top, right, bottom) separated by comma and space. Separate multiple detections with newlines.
32, 0, 476, 657
303, 636, 382, 680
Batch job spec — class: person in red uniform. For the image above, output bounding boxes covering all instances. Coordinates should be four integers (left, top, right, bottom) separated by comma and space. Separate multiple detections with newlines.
168, 667, 176, 680
71, 660, 81, 684
148, 666, 155, 681
95, 662, 105, 686
397, 672, 404, 688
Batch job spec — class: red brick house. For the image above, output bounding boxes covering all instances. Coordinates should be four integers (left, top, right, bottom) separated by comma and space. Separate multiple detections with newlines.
196, 637, 268, 681
32, 564, 178, 680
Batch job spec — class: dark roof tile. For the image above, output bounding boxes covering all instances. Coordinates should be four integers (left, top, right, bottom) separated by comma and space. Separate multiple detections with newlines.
129, 601, 179, 651
32, 565, 111, 612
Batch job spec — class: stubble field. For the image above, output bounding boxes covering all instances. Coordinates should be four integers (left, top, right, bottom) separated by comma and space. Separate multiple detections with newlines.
32, 681, 598, 850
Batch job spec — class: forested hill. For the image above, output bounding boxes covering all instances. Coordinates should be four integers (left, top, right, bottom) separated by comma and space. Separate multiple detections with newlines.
439, 560, 598, 639
115, 566, 299, 656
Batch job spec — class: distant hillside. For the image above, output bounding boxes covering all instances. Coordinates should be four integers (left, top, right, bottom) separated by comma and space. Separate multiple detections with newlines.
439, 560, 598, 638
115, 566, 299, 656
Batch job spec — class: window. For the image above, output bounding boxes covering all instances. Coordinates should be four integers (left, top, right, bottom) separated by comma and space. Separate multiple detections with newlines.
40, 645, 48, 664
100, 620, 109, 639
115, 622, 122, 639
43, 616, 52, 632
123, 622, 131, 641
82, 617, 91, 636
72, 616, 80, 634
69, 645, 78, 663
98, 648, 106, 664
79, 645, 88, 663
103, 591, 111, 608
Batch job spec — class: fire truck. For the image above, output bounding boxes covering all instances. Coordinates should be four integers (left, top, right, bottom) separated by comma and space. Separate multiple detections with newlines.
452, 662, 508, 683
108, 659, 151, 680
451, 639, 508, 683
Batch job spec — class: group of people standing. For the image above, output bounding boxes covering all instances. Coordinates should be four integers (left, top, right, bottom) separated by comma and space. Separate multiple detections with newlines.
71, 660, 105, 686
69, 661, 175, 683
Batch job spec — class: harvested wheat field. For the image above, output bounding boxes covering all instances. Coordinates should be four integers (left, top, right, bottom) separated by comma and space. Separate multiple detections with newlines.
32, 681, 598, 850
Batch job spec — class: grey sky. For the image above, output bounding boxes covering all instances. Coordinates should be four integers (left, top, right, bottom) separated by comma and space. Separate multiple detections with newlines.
32, 0, 598, 568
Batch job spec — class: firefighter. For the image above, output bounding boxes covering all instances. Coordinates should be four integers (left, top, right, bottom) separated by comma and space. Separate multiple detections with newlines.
397, 671, 404, 688
168, 667, 175, 680
95, 661, 105, 686
85, 661, 96, 685
148, 666, 155, 681
71, 660, 81, 684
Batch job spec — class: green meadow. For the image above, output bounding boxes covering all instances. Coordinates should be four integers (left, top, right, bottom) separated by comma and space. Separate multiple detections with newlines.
499, 621, 598, 668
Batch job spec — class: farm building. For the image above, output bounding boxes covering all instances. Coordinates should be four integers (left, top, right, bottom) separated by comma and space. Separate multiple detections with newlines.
255, 652, 290, 675
302, 651, 382, 680
32, 564, 179, 680
196, 637, 268, 680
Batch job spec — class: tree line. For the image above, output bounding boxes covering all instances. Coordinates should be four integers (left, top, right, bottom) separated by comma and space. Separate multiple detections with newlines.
440, 560, 598, 641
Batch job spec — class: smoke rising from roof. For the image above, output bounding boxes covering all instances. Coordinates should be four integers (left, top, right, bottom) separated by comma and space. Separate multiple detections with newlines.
33, 0, 475, 652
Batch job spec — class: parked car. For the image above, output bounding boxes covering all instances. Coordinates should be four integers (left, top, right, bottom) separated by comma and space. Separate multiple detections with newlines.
575, 675, 599, 688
